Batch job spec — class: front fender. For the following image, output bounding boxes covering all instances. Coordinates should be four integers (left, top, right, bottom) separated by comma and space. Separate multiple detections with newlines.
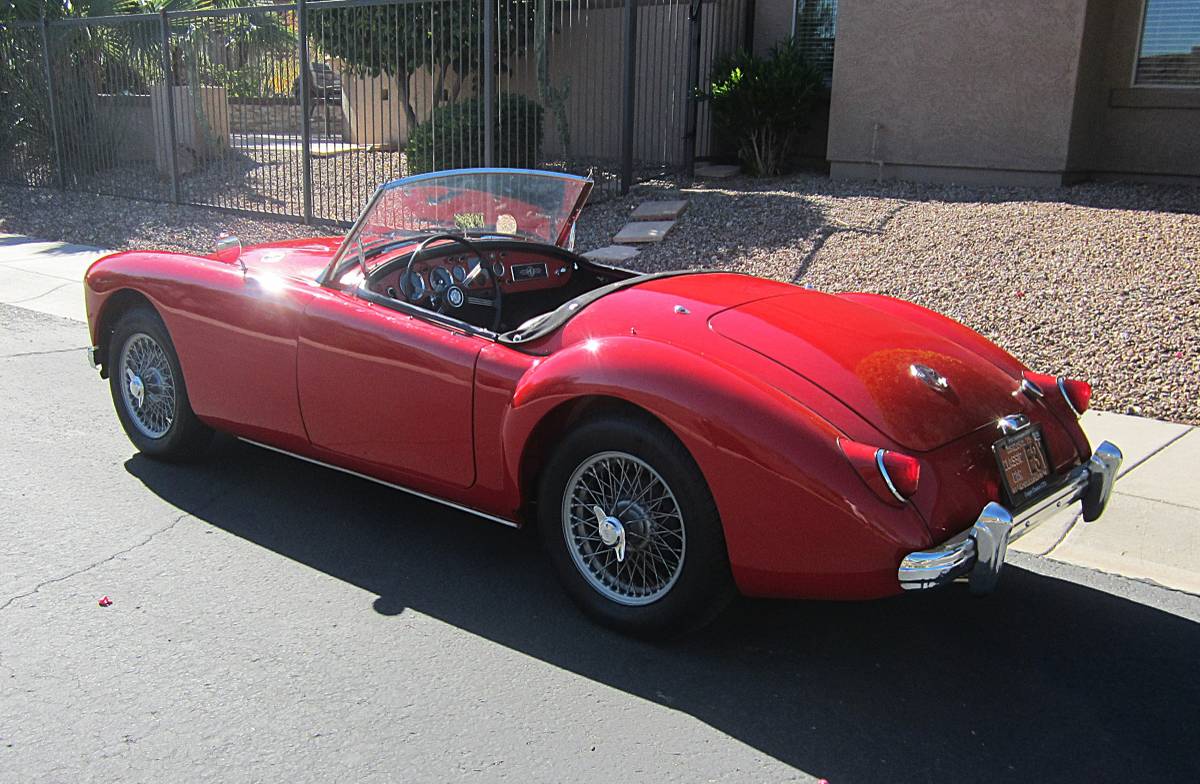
503, 336, 933, 599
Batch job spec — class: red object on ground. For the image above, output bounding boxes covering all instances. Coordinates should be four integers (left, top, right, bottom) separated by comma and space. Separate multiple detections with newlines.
98, 596, 113, 607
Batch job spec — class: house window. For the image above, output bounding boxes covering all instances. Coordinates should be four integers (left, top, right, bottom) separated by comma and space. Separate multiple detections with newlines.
1134, 0, 1200, 86
792, 0, 838, 85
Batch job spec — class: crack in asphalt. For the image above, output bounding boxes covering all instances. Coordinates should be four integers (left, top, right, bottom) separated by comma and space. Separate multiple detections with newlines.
0, 476, 242, 617
0, 512, 191, 616
0, 346, 87, 360
2, 281, 74, 305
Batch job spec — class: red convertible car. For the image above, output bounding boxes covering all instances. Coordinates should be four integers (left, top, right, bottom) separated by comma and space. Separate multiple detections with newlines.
84, 168, 1123, 636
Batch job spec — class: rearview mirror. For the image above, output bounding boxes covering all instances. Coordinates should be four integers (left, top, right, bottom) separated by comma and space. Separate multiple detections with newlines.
215, 234, 242, 266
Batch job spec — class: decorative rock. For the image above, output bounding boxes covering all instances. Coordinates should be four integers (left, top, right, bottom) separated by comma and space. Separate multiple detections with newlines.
613, 221, 675, 244
694, 163, 740, 178
631, 200, 688, 221
583, 245, 641, 262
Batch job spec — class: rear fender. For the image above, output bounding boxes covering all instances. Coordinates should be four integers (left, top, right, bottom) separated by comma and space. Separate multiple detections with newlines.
503, 336, 933, 599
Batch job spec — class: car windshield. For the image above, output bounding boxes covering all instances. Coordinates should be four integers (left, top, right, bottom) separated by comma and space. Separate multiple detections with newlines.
334, 169, 591, 274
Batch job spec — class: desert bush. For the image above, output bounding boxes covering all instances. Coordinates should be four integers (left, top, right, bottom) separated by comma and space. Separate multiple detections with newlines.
703, 40, 824, 176
405, 94, 543, 174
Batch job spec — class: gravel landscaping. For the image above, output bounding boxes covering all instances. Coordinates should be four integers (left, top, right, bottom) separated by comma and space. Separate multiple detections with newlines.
2, 174, 1197, 424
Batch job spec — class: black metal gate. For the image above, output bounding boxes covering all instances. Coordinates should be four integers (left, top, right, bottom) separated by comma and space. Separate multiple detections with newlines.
1, 0, 748, 226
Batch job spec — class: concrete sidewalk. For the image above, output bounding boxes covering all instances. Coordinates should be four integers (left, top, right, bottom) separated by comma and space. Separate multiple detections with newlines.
1011, 411, 1198, 595
1, 233, 1195, 595
0, 233, 107, 323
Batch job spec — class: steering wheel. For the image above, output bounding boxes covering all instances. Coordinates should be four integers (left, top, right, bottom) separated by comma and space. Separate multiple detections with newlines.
398, 233, 503, 332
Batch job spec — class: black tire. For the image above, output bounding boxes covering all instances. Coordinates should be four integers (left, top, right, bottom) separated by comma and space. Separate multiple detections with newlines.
537, 412, 736, 638
108, 306, 213, 461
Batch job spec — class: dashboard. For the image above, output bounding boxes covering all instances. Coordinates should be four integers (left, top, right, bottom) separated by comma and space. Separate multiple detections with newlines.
368, 245, 574, 305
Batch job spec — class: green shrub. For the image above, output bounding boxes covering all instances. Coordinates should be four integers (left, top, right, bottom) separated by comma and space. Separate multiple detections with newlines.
703, 40, 825, 176
405, 94, 543, 174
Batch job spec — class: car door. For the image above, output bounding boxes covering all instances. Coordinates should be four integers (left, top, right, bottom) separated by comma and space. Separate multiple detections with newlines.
296, 286, 483, 489
156, 263, 314, 448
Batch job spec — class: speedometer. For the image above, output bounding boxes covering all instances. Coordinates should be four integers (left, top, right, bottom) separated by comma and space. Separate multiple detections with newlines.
406, 271, 427, 301
430, 267, 452, 292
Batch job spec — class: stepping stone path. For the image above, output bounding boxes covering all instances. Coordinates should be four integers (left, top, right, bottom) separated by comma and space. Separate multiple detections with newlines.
613, 220, 674, 244
583, 245, 641, 263
630, 199, 688, 221
610, 199, 689, 246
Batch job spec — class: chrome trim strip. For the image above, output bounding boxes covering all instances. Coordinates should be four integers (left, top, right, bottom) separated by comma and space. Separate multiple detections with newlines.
320, 184, 385, 286
875, 448, 908, 503
87, 346, 101, 369
1020, 377, 1044, 399
379, 167, 591, 191
1057, 376, 1082, 418
898, 440, 1123, 592
997, 413, 1030, 434
239, 438, 521, 529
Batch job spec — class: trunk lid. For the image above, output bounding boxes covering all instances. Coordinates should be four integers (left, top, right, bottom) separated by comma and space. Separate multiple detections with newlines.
709, 291, 1027, 452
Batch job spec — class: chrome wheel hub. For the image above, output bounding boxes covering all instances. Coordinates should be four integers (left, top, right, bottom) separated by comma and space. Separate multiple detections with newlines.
562, 451, 686, 606
118, 332, 176, 439
126, 370, 145, 407
593, 505, 627, 562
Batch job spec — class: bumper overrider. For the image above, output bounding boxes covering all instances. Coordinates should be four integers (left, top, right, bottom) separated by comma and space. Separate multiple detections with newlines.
898, 441, 1123, 594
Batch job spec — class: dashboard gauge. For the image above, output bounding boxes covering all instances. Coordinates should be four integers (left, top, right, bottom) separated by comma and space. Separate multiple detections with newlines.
430, 267, 452, 292
491, 261, 505, 278
452, 264, 467, 283
406, 271, 427, 301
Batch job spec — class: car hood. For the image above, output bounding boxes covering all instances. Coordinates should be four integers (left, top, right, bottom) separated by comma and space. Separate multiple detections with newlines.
709, 291, 1028, 452
223, 237, 342, 280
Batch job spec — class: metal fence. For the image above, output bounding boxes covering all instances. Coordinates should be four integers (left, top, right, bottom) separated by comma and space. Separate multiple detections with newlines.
1, 0, 749, 226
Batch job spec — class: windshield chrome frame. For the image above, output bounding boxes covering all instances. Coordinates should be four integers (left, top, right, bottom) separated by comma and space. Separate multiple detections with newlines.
318, 168, 592, 288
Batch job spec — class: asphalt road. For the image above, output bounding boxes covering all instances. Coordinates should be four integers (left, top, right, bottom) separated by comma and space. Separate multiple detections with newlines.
2, 302, 1198, 783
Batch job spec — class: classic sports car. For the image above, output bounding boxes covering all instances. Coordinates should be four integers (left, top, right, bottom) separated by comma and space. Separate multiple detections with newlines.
84, 168, 1123, 636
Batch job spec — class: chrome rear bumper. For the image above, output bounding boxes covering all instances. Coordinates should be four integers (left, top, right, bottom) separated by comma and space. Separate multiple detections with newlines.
898, 441, 1123, 593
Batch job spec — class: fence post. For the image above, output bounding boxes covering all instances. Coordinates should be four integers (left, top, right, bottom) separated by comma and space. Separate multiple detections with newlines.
38, 16, 66, 190
483, 0, 495, 167
620, 0, 638, 194
683, 0, 702, 178
158, 10, 181, 204
297, 0, 314, 224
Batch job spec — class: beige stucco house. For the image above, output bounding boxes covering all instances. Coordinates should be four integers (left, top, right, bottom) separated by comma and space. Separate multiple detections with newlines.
757, 0, 1199, 186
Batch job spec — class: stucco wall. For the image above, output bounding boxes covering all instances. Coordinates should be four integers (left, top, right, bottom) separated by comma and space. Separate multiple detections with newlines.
827, 0, 1092, 184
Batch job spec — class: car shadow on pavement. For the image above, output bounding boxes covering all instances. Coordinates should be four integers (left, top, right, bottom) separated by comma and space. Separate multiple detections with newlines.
126, 440, 1200, 783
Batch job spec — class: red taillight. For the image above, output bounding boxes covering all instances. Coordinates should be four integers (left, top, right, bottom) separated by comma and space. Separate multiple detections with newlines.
1057, 377, 1092, 417
838, 439, 921, 505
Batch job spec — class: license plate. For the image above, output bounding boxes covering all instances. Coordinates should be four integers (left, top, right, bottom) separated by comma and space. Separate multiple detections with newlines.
992, 425, 1052, 507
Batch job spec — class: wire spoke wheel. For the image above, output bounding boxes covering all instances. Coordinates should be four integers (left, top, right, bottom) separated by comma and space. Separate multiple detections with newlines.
562, 451, 686, 606
118, 332, 176, 440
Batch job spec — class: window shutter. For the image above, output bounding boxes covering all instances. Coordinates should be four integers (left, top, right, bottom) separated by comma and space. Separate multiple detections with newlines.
1135, 0, 1200, 86
792, 0, 838, 86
